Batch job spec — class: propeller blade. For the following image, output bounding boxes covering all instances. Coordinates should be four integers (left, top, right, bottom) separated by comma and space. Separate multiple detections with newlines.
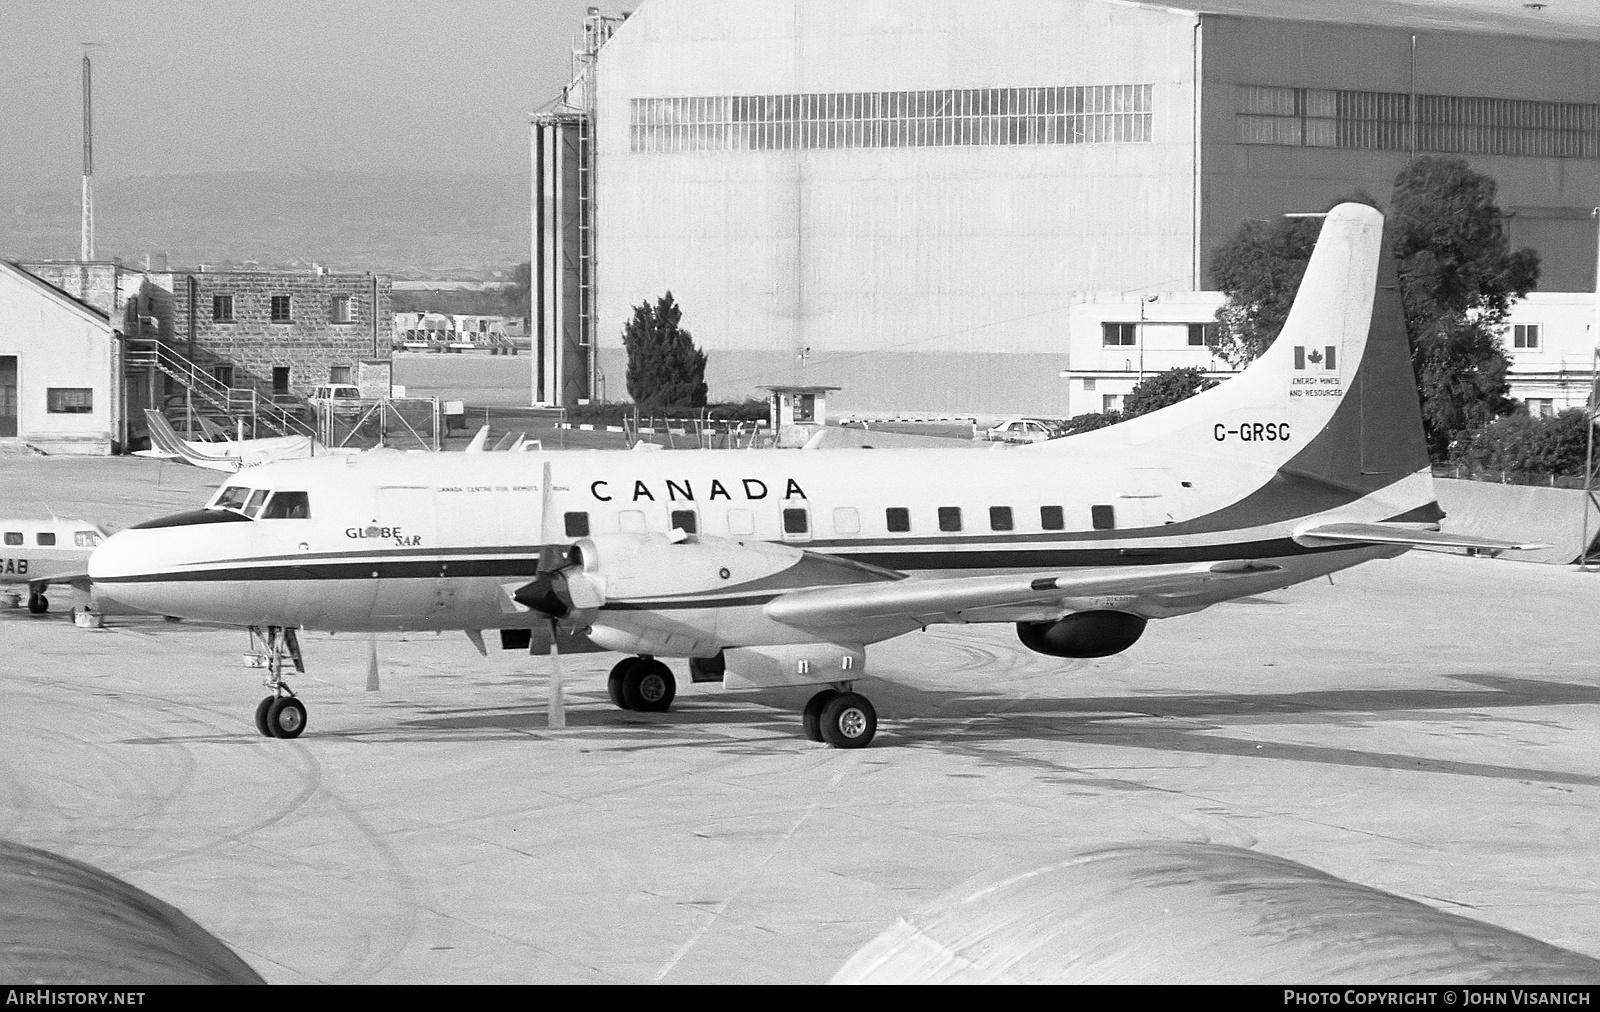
546, 619, 566, 729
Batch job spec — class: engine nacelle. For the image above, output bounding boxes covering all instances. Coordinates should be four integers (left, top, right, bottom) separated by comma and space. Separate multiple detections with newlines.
1016, 611, 1147, 659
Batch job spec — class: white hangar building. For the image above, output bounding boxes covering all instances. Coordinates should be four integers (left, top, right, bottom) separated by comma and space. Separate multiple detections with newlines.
532, 0, 1600, 417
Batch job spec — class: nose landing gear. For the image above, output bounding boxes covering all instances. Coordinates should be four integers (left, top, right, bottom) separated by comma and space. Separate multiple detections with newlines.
249, 626, 307, 739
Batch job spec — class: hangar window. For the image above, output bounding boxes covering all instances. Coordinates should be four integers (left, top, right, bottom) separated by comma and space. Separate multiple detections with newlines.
885, 507, 911, 533
989, 506, 1014, 532
270, 296, 292, 323
1513, 324, 1540, 349
563, 512, 590, 537
1238, 84, 1600, 160
1102, 323, 1137, 346
670, 509, 698, 534
260, 492, 311, 520
46, 388, 93, 414
3, 532, 20, 546
212, 295, 234, 323
36, 532, 55, 546
1040, 505, 1065, 531
937, 507, 963, 532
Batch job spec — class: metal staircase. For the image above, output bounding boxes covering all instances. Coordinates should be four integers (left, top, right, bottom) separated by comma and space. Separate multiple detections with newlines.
124, 337, 316, 438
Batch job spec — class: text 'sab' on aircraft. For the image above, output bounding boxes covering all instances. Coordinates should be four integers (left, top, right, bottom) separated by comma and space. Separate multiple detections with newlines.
88, 204, 1542, 747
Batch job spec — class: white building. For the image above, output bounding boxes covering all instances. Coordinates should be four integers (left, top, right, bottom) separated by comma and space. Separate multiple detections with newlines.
0, 262, 123, 454
1503, 293, 1600, 415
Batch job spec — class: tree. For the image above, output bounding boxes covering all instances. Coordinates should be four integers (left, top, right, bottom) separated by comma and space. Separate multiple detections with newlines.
1123, 366, 1218, 418
1452, 408, 1591, 477
622, 291, 708, 412
1208, 216, 1323, 367
1391, 157, 1539, 458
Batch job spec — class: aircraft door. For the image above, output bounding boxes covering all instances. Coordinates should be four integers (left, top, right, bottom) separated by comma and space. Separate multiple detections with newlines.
369, 485, 448, 623
1117, 468, 1186, 528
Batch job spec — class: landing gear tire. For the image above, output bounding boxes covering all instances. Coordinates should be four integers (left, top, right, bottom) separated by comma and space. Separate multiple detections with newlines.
607, 657, 639, 710
265, 696, 307, 739
27, 593, 47, 615
622, 658, 676, 713
802, 689, 840, 743
819, 692, 876, 749
254, 696, 276, 737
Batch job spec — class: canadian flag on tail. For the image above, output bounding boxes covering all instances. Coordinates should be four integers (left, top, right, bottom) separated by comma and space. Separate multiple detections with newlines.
1294, 345, 1338, 372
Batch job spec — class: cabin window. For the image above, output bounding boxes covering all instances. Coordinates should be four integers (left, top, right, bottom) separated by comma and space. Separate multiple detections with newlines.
1091, 504, 1116, 530
260, 491, 311, 520
213, 486, 250, 511
885, 507, 910, 533
3, 532, 20, 546
833, 507, 861, 535
36, 532, 56, 546
937, 507, 962, 532
244, 489, 271, 518
727, 509, 755, 536
74, 531, 101, 547
1040, 505, 1064, 530
989, 506, 1013, 531
563, 512, 590, 537
670, 509, 698, 534
618, 510, 646, 533
782, 508, 809, 535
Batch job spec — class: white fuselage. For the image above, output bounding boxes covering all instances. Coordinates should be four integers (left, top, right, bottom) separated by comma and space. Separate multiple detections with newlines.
1, 519, 104, 591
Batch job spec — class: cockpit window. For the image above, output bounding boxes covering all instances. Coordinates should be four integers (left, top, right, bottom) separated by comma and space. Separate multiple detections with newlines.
213, 486, 251, 511
260, 491, 311, 520
244, 489, 271, 518
74, 531, 102, 547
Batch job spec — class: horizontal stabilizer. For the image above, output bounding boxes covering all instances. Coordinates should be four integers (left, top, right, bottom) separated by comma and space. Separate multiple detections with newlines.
1293, 521, 1549, 553
766, 559, 1283, 628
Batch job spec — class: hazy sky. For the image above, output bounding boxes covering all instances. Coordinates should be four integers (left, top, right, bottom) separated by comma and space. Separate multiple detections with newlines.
2, 0, 608, 200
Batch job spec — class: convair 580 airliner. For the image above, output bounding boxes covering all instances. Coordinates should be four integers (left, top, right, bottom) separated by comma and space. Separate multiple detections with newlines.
89, 204, 1534, 747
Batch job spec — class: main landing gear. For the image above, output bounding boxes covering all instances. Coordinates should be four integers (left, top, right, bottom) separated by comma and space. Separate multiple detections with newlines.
802, 687, 877, 749
601, 657, 879, 748
606, 656, 677, 712
26, 591, 48, 614
249, 625, 307, 739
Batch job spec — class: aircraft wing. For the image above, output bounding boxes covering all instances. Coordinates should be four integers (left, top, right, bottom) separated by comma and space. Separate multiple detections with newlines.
1293, 521, 1549, 553
764, 559, 1283, 628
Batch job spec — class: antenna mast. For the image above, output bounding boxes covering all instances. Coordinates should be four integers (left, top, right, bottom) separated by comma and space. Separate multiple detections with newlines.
80, 49, 94, 262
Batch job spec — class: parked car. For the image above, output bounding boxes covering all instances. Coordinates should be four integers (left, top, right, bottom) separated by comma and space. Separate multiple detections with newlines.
307, 384, 365, 419
985, 417, 1059, 443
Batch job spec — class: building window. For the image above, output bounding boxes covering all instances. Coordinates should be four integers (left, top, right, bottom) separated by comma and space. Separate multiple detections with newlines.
670, 509, 698, 533
46, 388, 93, 414
272, 367, 291, 395
1529, 398, 1555, 418
330, 295, 353, 324
213, 365, 234, 387
989, 506, 1014, 531
885, 507, 911, 533
36, 532, 55, 546
212, 294, 234, 323
1103, 322, 1137, 346
563, 512, 590, 537
1188, 323, 1220, 347
1236, 84, 1600, 159
938, 506, 963, 532
270, 296, 292, 323
1513, 324, 1540, 349
1103, 394, 1123, 413
1091, 504, 1117, 530
631, 84, 1154, 154
1040, 505, 1065, 531
329, 366, 352, 385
